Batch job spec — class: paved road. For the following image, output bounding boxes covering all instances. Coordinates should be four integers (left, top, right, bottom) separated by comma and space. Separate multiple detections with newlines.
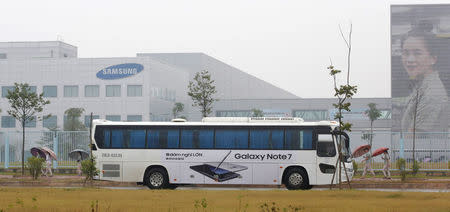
102, 186, 450, 192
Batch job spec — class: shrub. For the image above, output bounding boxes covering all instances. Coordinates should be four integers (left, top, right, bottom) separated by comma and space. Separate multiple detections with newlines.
412, 160, 420, 176
396, 158, 407, 182
352, 160, 358, 175
81, 158, 99, 182
27, 157, 44, 180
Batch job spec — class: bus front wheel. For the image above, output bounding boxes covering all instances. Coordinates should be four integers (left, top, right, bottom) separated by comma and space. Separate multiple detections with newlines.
284, 168, 309, 190
145, 167, 169, 189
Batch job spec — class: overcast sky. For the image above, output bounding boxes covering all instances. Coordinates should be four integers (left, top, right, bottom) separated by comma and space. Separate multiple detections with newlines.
2, 0, 449, 98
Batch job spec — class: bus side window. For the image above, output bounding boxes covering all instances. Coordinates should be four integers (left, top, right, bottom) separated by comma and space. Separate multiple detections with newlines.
166, 130, 179, 148
125, 129, 146, 148
215, 129, 248, 149
94, 127, 110, 148
181, 129, 213, 149
285, 130, 313, 150
250, 129, 283, 149
148, 129, 179, 149
111, 129, 124, 148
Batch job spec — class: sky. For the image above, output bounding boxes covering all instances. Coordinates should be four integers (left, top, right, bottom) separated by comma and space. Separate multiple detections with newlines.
2, 0, 450, 98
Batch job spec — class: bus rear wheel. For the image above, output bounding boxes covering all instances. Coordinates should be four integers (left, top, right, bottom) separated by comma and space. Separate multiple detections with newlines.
145, 167, 169, 189
284, 168, 309, 190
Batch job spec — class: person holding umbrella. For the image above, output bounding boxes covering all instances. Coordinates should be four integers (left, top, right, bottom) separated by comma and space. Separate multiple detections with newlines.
43, 152, 53, 177
361, 148, 376, 179
41, 147, 57, 177
30, 147, 48, 176
69, 149, 89, 176
372, 147, 391, 179
76, 159, 82, 176
381, 151, 391, 179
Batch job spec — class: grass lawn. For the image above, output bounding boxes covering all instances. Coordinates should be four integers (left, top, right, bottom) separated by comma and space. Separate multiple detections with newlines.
0, 187, 449, 212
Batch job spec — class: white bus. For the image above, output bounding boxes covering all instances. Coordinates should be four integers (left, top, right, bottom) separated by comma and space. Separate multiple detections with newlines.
91, 117, 353, 190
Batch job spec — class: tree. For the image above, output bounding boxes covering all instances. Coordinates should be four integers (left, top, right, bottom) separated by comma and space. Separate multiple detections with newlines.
251, 108, 264, 117
64, 108, 87, 131
187, 70, 218, 117
172, 102, 185, 119
404, 81, 427, 168
327, 24, 357, 189
365, 103, 381, 153
6, 83, 50, 175
37, 119, 60, 148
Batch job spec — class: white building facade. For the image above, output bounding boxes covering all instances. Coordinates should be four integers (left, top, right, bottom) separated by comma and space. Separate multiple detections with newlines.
0, 41, 298, 131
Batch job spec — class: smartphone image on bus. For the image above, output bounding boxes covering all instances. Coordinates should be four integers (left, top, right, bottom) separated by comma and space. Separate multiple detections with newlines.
190, 151, 248, 182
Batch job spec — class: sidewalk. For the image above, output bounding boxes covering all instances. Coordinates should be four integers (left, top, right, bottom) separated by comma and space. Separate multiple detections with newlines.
0, 174, 449, 189
0, 174, 136, 187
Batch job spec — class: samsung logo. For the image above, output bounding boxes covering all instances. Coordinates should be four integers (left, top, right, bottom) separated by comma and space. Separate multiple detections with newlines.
97, 63, 144, 80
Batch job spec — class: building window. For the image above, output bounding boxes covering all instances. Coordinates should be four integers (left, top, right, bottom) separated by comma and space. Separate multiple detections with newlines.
2, 86, 14, 97
106, 85, 121, 97
127, 85, 142, 97
29, 86, 37, 94
127, 115, 142, 122
64, 85, 79, 97
1, 116, 16, 128
0, 53, 6, 59
106, 115, 121, 121
1, 86, 35, 97
85, 115, 100, 128
293, 110, 328, 121
85, 85, 99, 97
379, 110, 392, 120
43, 86, 57, 97
43, 116, 57, 129
25, 116, 37, 128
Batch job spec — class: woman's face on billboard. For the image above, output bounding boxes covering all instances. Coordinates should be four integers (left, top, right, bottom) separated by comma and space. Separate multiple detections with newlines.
401, 36, 437, 79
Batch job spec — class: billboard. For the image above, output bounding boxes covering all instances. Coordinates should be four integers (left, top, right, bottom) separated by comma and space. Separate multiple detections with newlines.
391, 5, 450, 132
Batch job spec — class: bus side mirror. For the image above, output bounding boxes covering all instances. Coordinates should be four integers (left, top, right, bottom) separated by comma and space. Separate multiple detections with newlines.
318, 134, 333, 142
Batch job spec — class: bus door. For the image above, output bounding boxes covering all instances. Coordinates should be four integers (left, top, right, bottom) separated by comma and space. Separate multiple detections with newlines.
316, 134, 338, 184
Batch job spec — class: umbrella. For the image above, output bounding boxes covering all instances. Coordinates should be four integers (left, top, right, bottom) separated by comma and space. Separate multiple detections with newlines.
41, 147, 57, 160
372, 147, 389, 157
30, 147, 46, 158
352, 144, 371, 158
69, 149, 89, 160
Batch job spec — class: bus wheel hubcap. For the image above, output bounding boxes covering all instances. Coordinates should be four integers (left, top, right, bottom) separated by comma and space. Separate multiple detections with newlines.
289, 173, 303, 185
150, 172, 163, 187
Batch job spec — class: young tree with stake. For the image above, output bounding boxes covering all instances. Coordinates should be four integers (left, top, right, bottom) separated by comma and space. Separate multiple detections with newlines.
6, 83, 50, 176
327, 24, 357, 189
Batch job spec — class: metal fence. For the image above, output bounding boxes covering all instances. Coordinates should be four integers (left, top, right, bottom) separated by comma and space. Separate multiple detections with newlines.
350, 131, 450, 171
0, 131, 90, 168
0, 130, 449, 170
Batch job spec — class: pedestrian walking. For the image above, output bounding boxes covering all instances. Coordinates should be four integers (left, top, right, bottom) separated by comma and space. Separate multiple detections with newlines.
42, 153, 53, 177
361, 149, 375, 179
381, 151, 391, 179
76, 159, 82, 176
